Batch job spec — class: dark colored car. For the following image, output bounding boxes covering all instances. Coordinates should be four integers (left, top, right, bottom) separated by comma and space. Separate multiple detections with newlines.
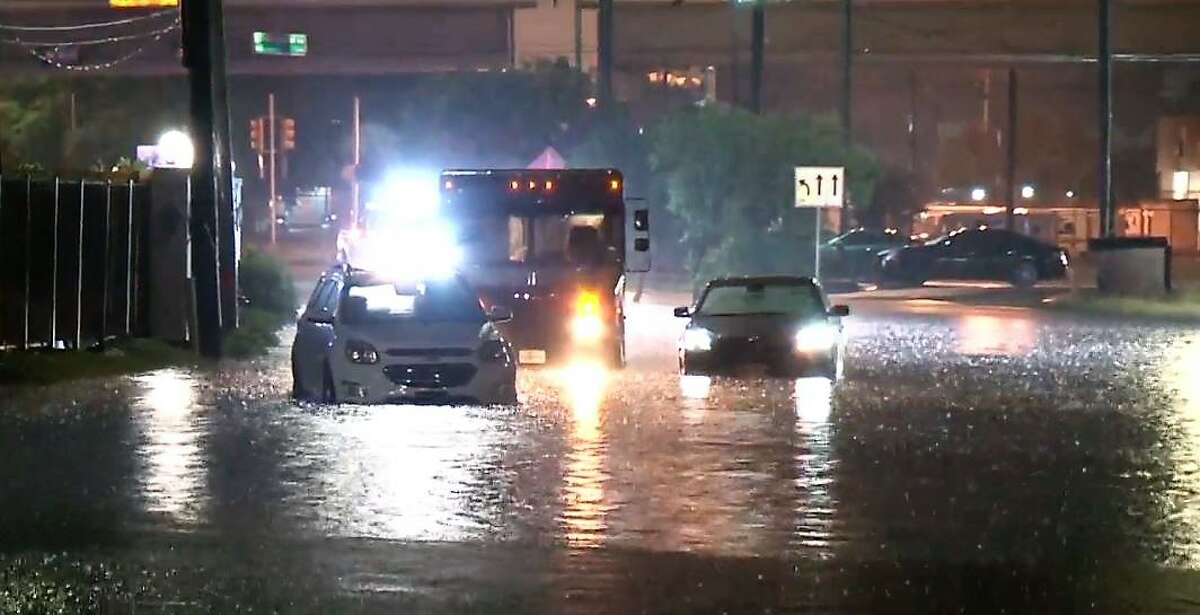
821, 228, 910, 280
879, 227, 1069, 288
674, 276, 849, 378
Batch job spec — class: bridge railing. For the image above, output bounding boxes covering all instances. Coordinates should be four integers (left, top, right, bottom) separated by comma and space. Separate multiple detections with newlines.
0, 176, 149, 350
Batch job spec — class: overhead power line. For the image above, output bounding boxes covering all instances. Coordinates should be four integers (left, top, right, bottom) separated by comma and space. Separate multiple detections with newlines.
18, 21, 180, 72
0, 20, 179, 47
0, 9, 175, 32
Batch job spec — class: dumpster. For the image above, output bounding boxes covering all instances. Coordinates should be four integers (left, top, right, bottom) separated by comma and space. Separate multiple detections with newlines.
1088, 236, 1171, 296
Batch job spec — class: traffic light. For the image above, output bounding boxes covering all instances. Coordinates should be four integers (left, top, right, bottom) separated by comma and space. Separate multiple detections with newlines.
281, 117, 296, 151
249, 117, 265, 153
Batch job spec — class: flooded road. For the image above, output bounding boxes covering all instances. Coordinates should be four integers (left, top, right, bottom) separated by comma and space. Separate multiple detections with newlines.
3, 297, 1200, 612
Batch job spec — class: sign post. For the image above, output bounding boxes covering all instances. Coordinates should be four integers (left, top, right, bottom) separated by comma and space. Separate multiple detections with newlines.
794, 166, 845, 280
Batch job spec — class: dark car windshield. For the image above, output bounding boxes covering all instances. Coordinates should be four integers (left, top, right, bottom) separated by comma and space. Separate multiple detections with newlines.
340, 279, 484, 323
696, 282, 825, 317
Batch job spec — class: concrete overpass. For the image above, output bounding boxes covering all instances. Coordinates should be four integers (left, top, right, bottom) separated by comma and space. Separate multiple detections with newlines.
3, 0, 1200, 206
3, 1, 1200, 77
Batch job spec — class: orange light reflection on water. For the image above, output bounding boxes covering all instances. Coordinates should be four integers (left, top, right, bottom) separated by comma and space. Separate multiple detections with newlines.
958, 313, 1037, 356
555, 361, 611, 548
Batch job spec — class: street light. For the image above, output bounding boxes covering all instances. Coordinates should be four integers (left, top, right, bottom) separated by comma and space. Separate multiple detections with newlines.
1020, 185, 1035, 199
1173, 171, 1190, 200
970, 187, 987, 202
156, 129, 194, 169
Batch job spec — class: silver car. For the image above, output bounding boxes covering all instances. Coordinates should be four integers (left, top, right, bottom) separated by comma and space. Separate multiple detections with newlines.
291, 268, 518, 405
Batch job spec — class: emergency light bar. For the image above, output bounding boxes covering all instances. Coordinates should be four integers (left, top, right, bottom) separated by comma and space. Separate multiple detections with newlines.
442, 169, 622, 194
440, 169, 624, 211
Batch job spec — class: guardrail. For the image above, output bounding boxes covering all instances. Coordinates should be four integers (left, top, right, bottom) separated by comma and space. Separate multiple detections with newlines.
0, 176, 148, 350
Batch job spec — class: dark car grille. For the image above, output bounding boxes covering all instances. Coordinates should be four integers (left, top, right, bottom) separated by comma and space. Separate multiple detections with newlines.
385, 347, 473, 358
383, 363, 477, 388
712, 336, 791, 361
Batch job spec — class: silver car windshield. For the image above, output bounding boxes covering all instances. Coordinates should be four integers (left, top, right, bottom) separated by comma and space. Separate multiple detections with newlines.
340, 280, 484, 323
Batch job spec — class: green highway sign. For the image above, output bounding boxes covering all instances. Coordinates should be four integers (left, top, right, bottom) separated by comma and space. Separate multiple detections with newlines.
253, 32, 308, 57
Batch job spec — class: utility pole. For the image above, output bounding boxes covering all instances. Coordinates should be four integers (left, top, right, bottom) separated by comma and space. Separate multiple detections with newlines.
267, 92, 277, 245
1005, 67, 1018, 231
597, 0, 614, 104
1098, 0, 1114, 236
840, 0, 852, 147
180, 0, 235, 358
839, 0, 852, 230
750, 1, 764, 114
729, 5, 740, 107
574, 0, 583, 70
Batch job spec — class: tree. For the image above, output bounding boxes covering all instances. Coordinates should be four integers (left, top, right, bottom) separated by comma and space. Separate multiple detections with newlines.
647, 106, 879, 282
569, 106, 683, 269
0, 76, 187, 173
0, 78, 68, 172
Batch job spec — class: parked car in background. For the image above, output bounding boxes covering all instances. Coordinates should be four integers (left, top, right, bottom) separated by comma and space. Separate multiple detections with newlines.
879, 227, 1070, 288
820, 228, 910, 281
276, 186, 337, 233
674, 276, 848, 378
291, 267, 518, 405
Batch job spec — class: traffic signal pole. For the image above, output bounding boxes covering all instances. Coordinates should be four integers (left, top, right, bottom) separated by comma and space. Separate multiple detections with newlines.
268, 92, 277, 245
180, 0, 235, 357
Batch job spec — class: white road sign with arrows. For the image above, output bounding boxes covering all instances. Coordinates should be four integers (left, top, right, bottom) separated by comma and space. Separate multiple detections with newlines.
794, 166, 845, 208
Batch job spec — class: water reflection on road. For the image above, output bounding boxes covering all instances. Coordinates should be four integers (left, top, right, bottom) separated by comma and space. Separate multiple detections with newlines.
134, 370, 207, 524
6, 302, 1200, 610
556, 361, 610, 549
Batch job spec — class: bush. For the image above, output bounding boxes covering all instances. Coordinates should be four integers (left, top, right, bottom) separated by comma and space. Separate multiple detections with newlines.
239, 249, 297, 319
222, 250, 297, 359
224, 308, 285, 359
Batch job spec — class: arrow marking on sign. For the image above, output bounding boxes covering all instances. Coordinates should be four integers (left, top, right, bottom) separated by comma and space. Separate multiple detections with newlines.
816, 175, 824, 194
832, 175, 839, 196
798, 180, 811, 196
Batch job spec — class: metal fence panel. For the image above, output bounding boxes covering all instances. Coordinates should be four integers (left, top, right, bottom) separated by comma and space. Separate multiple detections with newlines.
0, 176, 147, 350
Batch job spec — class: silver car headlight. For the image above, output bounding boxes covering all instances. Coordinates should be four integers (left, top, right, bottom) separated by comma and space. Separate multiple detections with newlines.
681, 328, 714, 352
794, 322, 838, 353
345, 339, 380, 364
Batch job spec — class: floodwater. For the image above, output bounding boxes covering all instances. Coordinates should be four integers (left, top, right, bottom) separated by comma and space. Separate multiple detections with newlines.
3, 298, 1200, 612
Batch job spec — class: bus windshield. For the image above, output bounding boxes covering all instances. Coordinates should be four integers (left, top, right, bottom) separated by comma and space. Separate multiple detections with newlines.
457, 210, 623, 267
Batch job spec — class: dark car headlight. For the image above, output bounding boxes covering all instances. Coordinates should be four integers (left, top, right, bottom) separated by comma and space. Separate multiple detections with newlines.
794, 322, 839, 353
681, 328, 714, 352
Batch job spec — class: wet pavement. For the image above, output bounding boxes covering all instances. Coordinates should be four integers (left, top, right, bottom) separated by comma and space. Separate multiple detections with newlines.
4, 294, 1200, 612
